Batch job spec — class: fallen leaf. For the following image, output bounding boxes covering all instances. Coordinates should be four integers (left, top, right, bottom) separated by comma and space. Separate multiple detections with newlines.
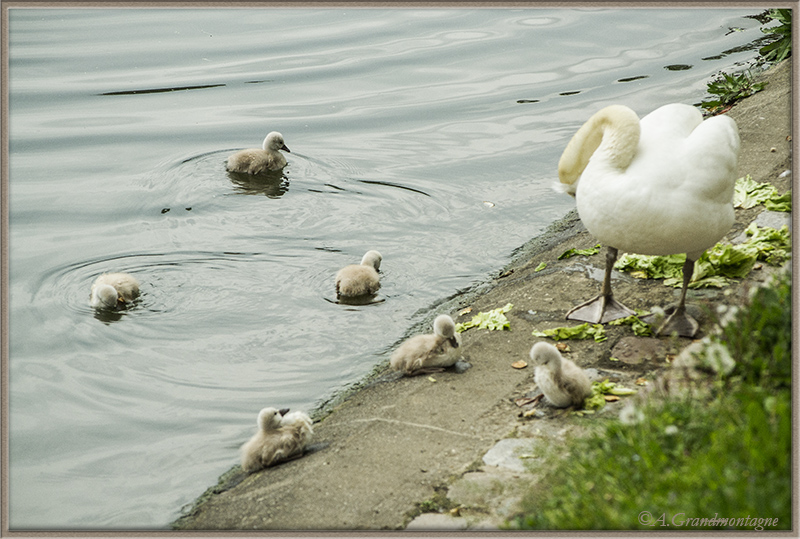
555, 342, 570, 353
511, 360, 528, 369
428, 376, 437, 383
458, 307, 473, 316
609, 357, 620, 362
604, 395, 620, 402
635, 378, 648, 386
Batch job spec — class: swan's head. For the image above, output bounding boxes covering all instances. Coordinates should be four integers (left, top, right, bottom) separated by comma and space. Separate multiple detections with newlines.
529, 342, 563, 370
90, 283, 120, 309
257, 407, 290, 432
360, 250, 382, 271
262, 132, 291, 153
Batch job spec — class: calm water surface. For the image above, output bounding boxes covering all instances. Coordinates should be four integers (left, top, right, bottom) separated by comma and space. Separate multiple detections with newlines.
8, 7, 768, 529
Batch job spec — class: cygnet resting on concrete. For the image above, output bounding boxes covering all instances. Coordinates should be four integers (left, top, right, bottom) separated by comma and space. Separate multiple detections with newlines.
530, 341, 592, 408
390, 314, 462, 376
90, 272, 140, 309
557, 103, 740, 337
226, 131, 291, 174
240, 407, 314, 474
335, 250, 382, 299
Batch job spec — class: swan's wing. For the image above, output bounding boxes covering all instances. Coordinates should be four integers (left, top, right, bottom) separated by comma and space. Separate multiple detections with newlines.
682, 114, 741, 204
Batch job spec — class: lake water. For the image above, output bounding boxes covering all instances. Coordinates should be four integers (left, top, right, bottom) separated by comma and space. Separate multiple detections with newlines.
7, 6, 770, 529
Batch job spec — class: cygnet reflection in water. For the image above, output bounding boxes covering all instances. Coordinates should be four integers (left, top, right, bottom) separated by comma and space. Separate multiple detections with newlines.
226, 169, 290, 198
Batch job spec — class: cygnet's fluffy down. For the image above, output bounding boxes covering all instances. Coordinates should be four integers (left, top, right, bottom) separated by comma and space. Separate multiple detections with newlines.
226, 131, 291, 175
90, 273, 140, 309
530, 342, 592, 408
335, 250, 382, 298
240, 407, 313, 474
390, 314, 461, 376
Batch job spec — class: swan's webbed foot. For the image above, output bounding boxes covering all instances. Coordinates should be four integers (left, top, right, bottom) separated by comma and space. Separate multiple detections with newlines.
654, 305, 698, 338
566, 294, 635, 324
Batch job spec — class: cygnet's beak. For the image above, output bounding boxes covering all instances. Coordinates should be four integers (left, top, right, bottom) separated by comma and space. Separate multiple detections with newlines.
278, 408, 290, 416
281, 144, 291, 153
449, 337, 460, 348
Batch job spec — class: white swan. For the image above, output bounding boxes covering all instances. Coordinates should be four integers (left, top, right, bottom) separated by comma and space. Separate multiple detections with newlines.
530, 342, 591, 408
90, 272, 140, 309
240, 407, 314, 474
558, 103, 740, 337
335, 250, 382, 299
390, 314, 462, 375
226, 131, 291, 174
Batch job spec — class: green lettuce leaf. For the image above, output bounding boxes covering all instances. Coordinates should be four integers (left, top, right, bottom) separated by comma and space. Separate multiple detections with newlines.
456, 303, 513, 333
607, 314, 653, 336
532, 322, 607, 342
558, 243, 601, 260
764, 192, 791, 212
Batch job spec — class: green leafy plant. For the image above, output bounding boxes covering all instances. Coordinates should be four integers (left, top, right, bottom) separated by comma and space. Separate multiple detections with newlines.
759, 9, 792, 63
700, 71, 766, 113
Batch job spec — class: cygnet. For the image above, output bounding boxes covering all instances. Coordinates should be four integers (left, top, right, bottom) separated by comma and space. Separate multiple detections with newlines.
90, 272, 140, 309
335, 250, 382, 298
240, 407, 314, 474
390, 314, 461, 376
226, 131, 291, 174
530, 341, 592, 408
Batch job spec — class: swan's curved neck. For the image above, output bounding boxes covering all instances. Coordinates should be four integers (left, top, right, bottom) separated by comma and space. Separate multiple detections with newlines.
558, 105, 640, 187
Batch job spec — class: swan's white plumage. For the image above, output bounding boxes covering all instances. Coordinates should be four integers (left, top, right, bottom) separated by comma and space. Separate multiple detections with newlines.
557, 103, 740, 336
530, 342, 591, 408
227, 131, 291, 174
90, 273, 140, 309
390, 314, 461, 375
240, 407, 313, 473
335, 250, 382, 298
562, 104, 739, 260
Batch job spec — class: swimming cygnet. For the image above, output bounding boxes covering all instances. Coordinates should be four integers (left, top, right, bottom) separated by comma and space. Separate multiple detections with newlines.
530, 342, 592, 408
335, 250, 382, 299
226, 131, 291, 174
390, 314, 462, 376
90, 272, 140, 309
240, 407, 314, 474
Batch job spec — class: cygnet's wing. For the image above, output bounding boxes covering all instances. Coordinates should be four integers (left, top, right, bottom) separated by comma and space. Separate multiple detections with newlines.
335, 265, 380, 297
391, 334, 440, 373
559, 360, 592, 403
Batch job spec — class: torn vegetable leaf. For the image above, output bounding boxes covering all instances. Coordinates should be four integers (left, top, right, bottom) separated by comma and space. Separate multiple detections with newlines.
607, 314, 653, 336
455, 303, 513, 333
583, 378, 637, 410
733, 175, 779, 209
532, 322, 607, 342
558, 243, 601, 260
